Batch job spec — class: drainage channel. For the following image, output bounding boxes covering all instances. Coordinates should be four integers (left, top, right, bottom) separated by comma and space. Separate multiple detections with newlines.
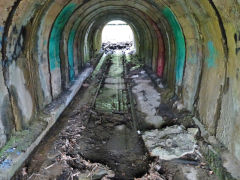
78, 50, 150, 179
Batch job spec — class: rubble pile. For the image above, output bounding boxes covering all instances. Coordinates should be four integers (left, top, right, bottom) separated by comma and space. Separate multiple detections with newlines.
102, 41, 133, 52
15, 51, 219, 180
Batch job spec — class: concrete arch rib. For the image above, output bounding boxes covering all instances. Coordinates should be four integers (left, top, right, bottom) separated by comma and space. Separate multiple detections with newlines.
48, 0, 186, 94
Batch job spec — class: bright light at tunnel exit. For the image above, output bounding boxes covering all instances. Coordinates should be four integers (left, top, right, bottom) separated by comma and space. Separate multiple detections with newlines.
102, 20, 134, 43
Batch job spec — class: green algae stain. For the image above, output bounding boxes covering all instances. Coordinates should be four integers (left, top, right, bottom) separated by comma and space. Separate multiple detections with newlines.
95, 54, 128, 113
49, 3, 77, 71
92, 54, 107, 78
162, 7, 186, 85
206, 41, 217, 68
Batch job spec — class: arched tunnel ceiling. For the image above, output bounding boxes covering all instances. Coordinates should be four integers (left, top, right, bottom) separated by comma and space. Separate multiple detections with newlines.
1, 0, 240, 178
48, 0, 186, 88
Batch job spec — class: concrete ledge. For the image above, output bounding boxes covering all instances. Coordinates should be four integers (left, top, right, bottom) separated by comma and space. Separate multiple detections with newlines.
143, 67, 240, 180
193, 117, 240, 180
0, 67, 93, 180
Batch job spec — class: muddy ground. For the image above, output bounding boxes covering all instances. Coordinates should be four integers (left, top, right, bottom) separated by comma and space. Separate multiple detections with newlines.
14, 49, 219, 180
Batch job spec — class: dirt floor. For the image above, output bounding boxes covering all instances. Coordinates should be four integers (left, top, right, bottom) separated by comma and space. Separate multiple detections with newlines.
13, 48, 219, 180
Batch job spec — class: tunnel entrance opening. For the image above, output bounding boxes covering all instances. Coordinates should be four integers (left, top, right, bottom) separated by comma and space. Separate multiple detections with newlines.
101, 20, 135, 52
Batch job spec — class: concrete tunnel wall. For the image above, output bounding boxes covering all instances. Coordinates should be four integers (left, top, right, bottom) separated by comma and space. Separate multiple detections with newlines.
0, 0, 240, 167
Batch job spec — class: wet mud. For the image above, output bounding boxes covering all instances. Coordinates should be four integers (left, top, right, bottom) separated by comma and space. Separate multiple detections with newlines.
79, 113, 150, 179
14, 49, 219, 180
77, 51, 150, 179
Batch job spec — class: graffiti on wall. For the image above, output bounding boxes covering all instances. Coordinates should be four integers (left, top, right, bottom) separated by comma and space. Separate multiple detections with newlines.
49, 3, 77, 71
234, 32, 240, 55
68, 18, 82, 81
207, 41, 217, 68
162, 7, 186, 86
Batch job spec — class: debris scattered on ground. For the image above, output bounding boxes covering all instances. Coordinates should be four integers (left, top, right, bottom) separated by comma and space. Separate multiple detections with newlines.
102, 41, 133, 52
142, 125, 197, 160
14, 49, 219, 180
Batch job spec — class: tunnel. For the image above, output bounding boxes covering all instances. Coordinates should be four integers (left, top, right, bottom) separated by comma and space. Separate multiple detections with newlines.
0, 0, 240, 179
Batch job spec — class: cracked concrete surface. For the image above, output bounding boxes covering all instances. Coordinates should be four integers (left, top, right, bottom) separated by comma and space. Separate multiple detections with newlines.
0, 0, 240, 179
